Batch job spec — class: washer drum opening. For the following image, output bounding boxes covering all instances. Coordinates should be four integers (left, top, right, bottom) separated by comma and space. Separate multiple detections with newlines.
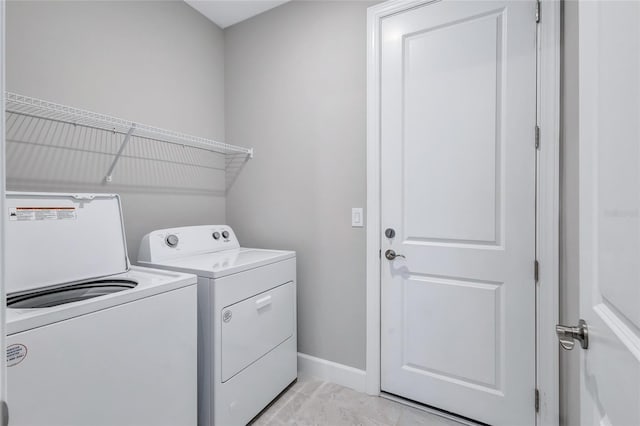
7, 279, 138, 309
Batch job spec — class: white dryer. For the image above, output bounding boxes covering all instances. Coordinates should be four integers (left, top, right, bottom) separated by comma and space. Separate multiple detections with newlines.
6, 192, 198, 426
138, 225, 297, 426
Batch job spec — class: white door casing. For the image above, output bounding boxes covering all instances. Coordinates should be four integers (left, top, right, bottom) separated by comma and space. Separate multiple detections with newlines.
378, 1, 537, 425
0, 0, 7, 423
578, 2, 640, 425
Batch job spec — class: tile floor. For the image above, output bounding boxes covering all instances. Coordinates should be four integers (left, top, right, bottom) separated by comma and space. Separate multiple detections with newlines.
251, 376, 467, 426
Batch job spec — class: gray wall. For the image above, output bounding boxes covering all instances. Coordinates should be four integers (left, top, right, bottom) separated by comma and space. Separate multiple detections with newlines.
5, 0, 226, 258
224, 0, 374, 369
560, 2, 580, 425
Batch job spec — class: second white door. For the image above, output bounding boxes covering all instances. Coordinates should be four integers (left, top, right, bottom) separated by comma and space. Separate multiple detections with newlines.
380, 1, 537, 425
578, 2, 640, 425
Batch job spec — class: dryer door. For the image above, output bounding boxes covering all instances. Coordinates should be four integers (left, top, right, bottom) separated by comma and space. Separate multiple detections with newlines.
221, 282, 294, 382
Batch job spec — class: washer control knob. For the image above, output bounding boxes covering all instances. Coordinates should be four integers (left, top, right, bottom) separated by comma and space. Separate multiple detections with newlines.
165, 234, 179, 248
222, 230, 230, 239
212, 232, 221, 240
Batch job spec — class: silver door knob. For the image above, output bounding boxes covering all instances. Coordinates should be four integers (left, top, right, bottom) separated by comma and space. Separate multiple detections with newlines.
556, 319, 589, 350
385, 249, 405, 260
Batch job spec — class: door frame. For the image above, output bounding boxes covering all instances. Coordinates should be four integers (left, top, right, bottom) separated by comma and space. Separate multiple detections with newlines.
365, 1, 561, 425
1, 0, 8, 412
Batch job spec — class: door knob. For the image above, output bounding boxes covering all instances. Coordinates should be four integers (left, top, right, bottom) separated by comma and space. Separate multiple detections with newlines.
385, 249, 405, 260
556, 319, 589, 350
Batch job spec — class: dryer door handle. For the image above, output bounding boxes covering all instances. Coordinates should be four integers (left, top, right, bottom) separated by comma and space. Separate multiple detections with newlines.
255, 295, 273, 310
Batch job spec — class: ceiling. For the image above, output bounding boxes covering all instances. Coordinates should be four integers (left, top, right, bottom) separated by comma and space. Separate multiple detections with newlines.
185, 0, 291, 29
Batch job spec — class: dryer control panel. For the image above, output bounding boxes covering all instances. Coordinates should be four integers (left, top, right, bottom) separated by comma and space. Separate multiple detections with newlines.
138, 225, 240, 262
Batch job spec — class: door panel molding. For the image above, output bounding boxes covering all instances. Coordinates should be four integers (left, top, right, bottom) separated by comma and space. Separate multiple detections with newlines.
366, 1, 560, 425
401, 7, 506, 246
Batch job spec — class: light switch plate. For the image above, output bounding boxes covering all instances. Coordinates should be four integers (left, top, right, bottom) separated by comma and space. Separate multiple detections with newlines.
352, 208, 364, 227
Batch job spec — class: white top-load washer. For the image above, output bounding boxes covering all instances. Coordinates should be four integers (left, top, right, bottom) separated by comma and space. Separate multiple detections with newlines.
6, 192, 198, 426
138, 225, 297, 426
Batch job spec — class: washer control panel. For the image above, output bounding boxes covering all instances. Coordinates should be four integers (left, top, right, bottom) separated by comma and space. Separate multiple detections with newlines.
139, 225, 240, 262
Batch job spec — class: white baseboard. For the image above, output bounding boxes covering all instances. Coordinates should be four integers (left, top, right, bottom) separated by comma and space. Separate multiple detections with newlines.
297, 352, 367, 393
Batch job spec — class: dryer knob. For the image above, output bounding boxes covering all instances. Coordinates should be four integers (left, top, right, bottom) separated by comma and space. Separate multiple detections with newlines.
165, 234, 179, 248
222, 231, 230, 239
212, 232, 221, 240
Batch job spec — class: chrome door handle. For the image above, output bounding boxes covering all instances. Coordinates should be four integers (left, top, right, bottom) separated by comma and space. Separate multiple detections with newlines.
385, 249, 405, 260
556, 319, 589, 350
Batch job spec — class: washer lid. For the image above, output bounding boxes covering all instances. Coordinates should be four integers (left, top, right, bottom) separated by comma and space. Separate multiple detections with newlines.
6, 192, 130, 295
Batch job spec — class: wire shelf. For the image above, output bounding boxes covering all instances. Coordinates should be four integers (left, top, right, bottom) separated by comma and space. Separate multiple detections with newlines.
5, 92, 253, 157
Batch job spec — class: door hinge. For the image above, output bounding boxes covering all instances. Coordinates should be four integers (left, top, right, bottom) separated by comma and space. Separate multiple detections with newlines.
379, 249, 381, 259
535, 125, 541, 150
535, 388, 540, 412
534, 260, 540, 282
536, 0, 541, 23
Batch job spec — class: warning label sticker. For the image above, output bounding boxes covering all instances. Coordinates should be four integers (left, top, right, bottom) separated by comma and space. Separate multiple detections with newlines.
9, 207, 77, 221
7, 344, 27, 367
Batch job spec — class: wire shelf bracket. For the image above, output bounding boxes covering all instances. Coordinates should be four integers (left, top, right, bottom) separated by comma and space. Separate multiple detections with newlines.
105, 124, 136, 183
4, 91, 253, 182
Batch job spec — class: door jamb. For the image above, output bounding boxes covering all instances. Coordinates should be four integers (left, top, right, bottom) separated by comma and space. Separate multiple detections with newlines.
1, 0, 8, 412
365, 2, 560, 425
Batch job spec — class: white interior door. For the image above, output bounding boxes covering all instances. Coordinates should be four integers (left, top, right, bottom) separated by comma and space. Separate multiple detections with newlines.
0, 0, 8, 424
379, 1, 537, 425
577, 2, 640, 425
